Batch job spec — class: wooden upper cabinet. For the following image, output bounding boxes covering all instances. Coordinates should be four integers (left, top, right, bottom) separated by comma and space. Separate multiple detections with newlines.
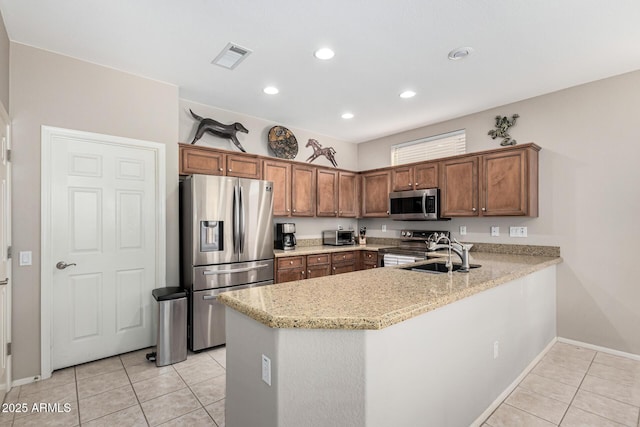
338, 172, 358, 217
481, 146, 538, 216
263, 159, 291, 217
316, 168, 338, 217
414, 162, 439, 189
179, 144, 225, 175
361, 170, 390, 217
440, 144, 540, 218
291, 164, 316, 217
226, 154, 261, 179
391, 162, 439, 191
440, 156, 479, 217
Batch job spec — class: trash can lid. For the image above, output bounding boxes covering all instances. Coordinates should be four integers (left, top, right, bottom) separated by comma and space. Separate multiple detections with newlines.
152, 287, 187, 301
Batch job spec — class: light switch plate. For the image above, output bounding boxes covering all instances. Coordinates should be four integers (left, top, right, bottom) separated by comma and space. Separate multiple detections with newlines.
459, 226, 467, 235
509, 226, 528, 238
491, 226, 499, 237
19, 251, 32, 266
261, 354, 272, 386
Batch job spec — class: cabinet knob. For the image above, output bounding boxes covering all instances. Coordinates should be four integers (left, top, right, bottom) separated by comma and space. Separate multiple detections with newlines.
219, 168, 223, 171
290, 260, 293, 265
373, 265, 376, 268
334, 211, 337, 214
482, 207, 486, 211
408, 183, 411, 186
301, 271, 305, 276
317, 257, 321, 261
293, 209, 296, 213
386, 210, 390, 214
415, 182, 418, 186
308, 270, 311, 274
287, 209, 290, 212
333, 267, 336, 271
472, 208, 477, 212
228, 169, 232, 172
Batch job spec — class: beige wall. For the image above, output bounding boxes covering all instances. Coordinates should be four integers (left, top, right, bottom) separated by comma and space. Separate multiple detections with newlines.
10, 43, 179, 379
358, 70, 640, 355
0, 12, 9, 111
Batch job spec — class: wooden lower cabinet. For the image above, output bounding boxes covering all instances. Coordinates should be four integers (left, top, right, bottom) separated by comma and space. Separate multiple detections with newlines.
331, 251, 356, 275
359, 251, 378, 270
275, 256, 306, 283
307, 254, 331, 278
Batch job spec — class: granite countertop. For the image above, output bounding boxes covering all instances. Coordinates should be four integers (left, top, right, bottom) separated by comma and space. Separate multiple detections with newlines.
273, 244, 394, 257
217, 252, 562, 330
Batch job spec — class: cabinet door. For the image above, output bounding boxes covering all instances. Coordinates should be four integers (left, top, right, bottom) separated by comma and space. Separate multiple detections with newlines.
179, 145, 225, 176
308, 264, 331, 279
291, 165, 316, 217
276, 268, 306, 283
440, 156, 479, 217
316, 169, 338, 217
263, 160, 291, 217
391, 167, 413, 191
275, 256, 306, 283
481, 149, 530, 216
227, 154, 262, 179
359, 251, 378, 270
414, 162, 439, 189
338, 172, 358, 217
361, 170, 390, 217
332, 263, 356, 275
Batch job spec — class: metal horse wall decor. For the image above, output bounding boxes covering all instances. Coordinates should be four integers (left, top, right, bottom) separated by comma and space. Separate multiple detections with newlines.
306, 139, 338, 167
488, 114, 519, 146
189, 109, 248, 152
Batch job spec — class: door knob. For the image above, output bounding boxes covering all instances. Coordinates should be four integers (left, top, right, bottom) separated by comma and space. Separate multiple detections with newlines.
56, 261, 77, 270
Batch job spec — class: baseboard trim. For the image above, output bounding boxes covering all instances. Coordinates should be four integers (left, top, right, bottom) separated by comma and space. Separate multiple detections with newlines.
12, 375, 41, 388
470, 337, 558, 427
557, 337, 640, 361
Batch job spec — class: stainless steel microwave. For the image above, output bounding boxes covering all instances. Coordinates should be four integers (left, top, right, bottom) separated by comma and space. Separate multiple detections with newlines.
322, 230, 355, 246
389, 188, 446, 221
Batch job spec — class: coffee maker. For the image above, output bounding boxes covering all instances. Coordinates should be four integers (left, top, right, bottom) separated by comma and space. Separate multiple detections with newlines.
275, 223, 296, 250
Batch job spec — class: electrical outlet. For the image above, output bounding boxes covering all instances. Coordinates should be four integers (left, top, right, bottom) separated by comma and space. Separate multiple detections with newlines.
491, 226, 499, 237
459, 226, 467, 235
261, 354, 271, 386
509, 226, 528, 237
493, 341, 499, 359
381, 224, 387, 232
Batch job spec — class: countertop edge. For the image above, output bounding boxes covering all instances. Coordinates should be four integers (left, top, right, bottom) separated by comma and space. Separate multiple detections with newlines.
218, 255, 562, 330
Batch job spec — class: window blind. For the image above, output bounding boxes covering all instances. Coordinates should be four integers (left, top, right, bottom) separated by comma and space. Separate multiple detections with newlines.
391, 130, 466, 165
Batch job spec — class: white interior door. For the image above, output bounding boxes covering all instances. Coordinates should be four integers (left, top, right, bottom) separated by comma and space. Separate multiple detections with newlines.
0, 107, 10, 399
42, 127, 165, 371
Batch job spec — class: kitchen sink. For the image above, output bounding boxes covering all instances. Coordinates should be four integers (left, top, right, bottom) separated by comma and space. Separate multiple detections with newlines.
403, 261, 481, 274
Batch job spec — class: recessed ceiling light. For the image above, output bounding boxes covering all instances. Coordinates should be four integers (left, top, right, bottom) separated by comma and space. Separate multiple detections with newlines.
400, 90, 416, 99
263, 86, 279, 95
341, 112, 354, 119
314, 48, 335, 60
448, 47, 473, 60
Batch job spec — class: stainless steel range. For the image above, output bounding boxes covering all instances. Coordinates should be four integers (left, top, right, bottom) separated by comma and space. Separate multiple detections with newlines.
378, 229, 450, 266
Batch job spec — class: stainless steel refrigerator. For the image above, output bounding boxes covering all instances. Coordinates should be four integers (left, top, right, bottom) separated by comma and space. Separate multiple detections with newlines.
180, 174, 274, 351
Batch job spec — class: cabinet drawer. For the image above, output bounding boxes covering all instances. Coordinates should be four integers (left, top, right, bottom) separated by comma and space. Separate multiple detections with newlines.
307, 254, 330, 266
277, 256, 305, 270
362, 251, 377, 261
332, 263, 356, 275
331, 251, 355, 263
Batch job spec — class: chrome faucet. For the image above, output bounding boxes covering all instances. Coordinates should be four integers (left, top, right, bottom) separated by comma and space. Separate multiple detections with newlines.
426, 232, 472, 272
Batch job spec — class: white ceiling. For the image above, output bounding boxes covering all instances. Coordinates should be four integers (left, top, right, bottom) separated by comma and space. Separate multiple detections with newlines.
1, 0, 640, 143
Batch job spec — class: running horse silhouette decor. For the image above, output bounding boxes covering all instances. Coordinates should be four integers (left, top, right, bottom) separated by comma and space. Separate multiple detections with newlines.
306, 139, 338, 167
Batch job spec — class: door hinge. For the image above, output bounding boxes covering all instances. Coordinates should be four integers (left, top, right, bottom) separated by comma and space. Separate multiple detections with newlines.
6, 342, 10, 356
6, 149, 10, 162
6, 246, 11, 259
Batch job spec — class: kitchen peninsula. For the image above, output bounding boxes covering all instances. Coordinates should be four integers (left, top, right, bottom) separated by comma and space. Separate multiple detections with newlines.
218, 250, 561, 427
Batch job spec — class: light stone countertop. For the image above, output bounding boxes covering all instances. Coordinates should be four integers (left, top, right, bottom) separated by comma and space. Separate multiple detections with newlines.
273, 244, 393, 257
217, 252, 562, 330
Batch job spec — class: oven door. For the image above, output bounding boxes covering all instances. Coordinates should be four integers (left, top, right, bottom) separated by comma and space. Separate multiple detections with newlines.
389, 189, 439, 220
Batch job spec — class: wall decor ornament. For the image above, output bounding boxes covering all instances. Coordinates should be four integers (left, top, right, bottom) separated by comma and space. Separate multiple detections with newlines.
306, 139, 338, 167
267, 126, 298, 159
190, 109, 248, 152
488, 114, 519, 146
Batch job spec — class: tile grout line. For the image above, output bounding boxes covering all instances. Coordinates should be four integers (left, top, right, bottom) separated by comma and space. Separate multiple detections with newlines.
555, 350, 595, 426
119, 353, 152, 427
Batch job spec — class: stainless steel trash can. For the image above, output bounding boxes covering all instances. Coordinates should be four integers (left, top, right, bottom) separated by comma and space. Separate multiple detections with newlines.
151, 287, 187, 367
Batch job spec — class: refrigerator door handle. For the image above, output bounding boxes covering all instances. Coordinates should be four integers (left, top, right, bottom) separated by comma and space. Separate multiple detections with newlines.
239, 185, 245, 253
233, 185, 240, 254
203, 264, 270, 275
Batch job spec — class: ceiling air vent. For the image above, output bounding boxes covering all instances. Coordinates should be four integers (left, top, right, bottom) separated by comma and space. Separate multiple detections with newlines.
212, 43, 252, 69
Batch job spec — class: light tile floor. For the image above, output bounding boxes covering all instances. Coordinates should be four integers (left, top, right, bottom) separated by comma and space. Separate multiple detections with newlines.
483, 342, 640, 427
2, 341, 640, 426
0, 346, 226, 426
